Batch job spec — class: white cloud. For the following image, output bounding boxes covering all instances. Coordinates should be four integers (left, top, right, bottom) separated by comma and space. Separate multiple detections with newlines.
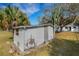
26, 4, 40, 16
11, 3, 40, 17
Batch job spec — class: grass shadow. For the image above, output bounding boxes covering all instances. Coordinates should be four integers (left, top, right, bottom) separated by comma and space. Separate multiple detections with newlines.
49, 39, 79, 56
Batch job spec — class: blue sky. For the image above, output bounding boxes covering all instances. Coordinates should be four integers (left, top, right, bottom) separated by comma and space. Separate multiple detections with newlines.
0, 3, 54, 25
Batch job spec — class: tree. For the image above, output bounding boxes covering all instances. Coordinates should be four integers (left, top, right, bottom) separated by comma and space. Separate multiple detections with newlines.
52, 4, 79, 32
0, 9, 4, 30
59, 3, 79, 23
0, 5, 30, 31
52, 6, 65, 31
0, 8, 9, 31
39, 9, 52, 25
49, 4, 79, 56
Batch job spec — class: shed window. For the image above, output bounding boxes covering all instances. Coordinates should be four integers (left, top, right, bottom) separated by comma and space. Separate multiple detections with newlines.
65, 27, 68, 29
73, 27, 76, 28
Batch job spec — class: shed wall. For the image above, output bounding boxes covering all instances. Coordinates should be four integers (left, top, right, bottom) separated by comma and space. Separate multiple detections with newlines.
48, 26, 54, 40
13, 25, 54, 52
24, 27, 45, 50
14, 29, 25, 52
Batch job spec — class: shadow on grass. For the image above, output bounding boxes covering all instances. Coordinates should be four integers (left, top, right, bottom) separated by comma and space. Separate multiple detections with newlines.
9, 37, 13, 42
49, 39, 79, 56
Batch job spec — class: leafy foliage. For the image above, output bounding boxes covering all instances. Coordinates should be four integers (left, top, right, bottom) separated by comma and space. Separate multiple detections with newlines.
52, 4, 79, 31
0, 5, 30, 31
39, 9, 52, 25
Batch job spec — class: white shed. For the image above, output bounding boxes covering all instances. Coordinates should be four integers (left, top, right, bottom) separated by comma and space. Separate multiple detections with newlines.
13, 24, 54, 52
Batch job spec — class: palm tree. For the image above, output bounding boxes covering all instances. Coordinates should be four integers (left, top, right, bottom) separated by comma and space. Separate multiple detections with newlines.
0, 8, 9, 31
3, 5, 30, 31
0, 5, 30, 31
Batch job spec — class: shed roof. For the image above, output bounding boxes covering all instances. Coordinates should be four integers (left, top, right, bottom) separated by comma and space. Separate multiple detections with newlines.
13, 24, 53, 29
65, 23, 79, 27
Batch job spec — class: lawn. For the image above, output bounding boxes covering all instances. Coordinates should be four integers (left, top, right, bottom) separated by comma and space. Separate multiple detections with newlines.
49, 32, 79, 56
25, 43, 49, 56
0, 31, 49, 56
56, 32, 79, 41
21, 32, 79, 56
0, 31, 79, 56
0, 31, 13, 56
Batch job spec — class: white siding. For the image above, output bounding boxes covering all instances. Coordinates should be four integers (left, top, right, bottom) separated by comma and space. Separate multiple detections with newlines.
13, 25, 54, 52
62, 27, 68, 31
62, 26, 79, 32
14, 29, 25, 52
24, 27, 45, 50
48, 26, 54, 40
44, 27, 48, 42
71, 26, 79, 32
